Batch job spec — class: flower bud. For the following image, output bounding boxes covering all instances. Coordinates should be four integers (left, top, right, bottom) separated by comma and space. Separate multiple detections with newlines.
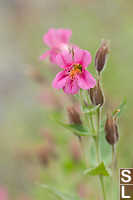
95, 40, 109, 74
104, 115, 119, 145
67, 106, 82, 140
89, 82, 104, 106
67, 106, 82, 125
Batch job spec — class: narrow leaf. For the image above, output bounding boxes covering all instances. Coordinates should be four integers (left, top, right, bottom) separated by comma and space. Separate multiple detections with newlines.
56, 120, 93, 136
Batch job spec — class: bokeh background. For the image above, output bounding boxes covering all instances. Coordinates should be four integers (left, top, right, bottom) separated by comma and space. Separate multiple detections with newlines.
0, 0, 133, 199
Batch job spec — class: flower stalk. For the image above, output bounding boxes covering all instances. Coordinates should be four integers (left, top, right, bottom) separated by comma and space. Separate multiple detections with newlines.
96, 104, 106, 200
89, 104, 106, 200
112, 144, 116, 200
96, 106, 101, 163
90, 57, 107, 199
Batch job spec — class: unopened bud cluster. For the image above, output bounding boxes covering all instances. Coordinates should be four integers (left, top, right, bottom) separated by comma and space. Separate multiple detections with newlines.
91, 40, 120, 146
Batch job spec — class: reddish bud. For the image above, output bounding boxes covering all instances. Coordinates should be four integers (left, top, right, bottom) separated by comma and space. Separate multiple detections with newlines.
67, 106, 82, 125
95, 40, 109, 74
67, 106, 82, 140
89, 82, 104, 106
104, 115, 119, 145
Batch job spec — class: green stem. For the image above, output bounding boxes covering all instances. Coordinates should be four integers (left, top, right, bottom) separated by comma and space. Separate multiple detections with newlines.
80, 88, 106, 200
88, 104, 106, 200
96, 107, 106, 200
79, 89, 90, 166
79, 89, 91, 128
79, 89, 87, 125
112, 144, 116, 200
100, 175, 106, 200
79, 89, 84, 110
96, 107, 101, 162
89, 113, 96, 135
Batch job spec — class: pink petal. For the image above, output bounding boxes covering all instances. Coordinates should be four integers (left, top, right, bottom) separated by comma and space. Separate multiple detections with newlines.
43, 28, 72, 48
81, 50, 92, 67
73, 48, 84, 63
52, 71, 68, 89
57, 29, 72, 43
0, 188, 8, 200
40, 50, 50, 60
56, 51, 72, 68
77, 70, 96, 90
63, 79, 80, 95
43, 28, 57, 48
49, 50, 58, 64
74, 48, 92, 68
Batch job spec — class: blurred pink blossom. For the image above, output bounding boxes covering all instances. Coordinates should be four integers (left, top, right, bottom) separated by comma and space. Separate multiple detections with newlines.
40, 28, 72, 64
52, 47, 96, 95
0, 188, 8, 200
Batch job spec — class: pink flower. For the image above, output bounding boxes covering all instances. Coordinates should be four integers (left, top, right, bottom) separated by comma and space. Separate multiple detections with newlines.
52, 48, 96, 95
40, 28, 72, 64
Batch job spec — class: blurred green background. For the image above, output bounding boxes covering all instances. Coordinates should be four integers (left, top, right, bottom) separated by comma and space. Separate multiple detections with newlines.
0, 0, 133, 199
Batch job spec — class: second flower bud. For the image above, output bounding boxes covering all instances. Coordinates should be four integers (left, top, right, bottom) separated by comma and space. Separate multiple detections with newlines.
89, 82, 104, 107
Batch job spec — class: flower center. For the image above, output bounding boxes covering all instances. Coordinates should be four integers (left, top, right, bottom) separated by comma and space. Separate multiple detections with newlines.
69, 64, 82, 79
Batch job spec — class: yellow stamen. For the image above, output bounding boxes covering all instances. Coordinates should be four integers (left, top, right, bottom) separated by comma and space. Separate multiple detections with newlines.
70, 64, 82, 79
